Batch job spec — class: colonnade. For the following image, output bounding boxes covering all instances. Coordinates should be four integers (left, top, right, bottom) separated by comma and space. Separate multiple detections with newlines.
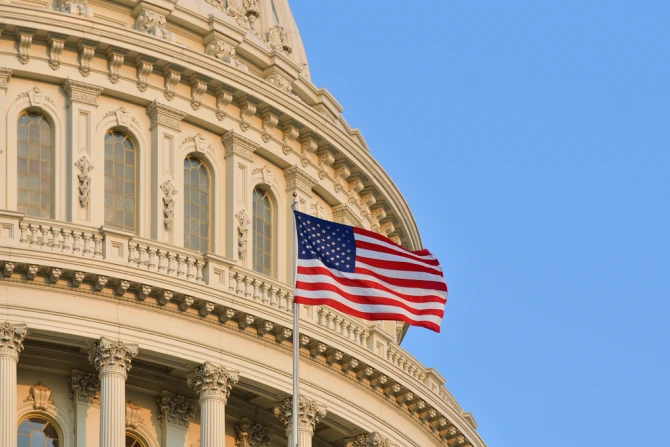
0, 321, 327, 447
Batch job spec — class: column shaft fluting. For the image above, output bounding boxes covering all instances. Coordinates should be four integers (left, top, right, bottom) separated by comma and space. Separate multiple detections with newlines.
199, 396, 226, 447
99, 371, 126, 447
0, 355, 18, 447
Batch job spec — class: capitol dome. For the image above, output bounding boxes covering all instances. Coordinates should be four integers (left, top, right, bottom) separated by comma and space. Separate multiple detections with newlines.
0, 1, 485, 446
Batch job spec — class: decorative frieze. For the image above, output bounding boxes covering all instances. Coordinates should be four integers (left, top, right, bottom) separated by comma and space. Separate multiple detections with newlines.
147, 100, 187, 131
57, 0, 93, 17
135, 55, 156, 92
160, 180, 177, 229
74, 156, 94, 207
136, 9, 175, 42
106, 47, 128, 84
24, 382, 53, 411
47, 33, 67, 70
70, 370, 100, 404
157, 391, 197, 427
222, 130, 258, 161
284, 165, 317, 195
88, 337, 139, 375
63, 79, 105, 106
235, 209, 250, 261
77, 40, 98, 77
16, 28, 35, 65
187, 362, 239, 402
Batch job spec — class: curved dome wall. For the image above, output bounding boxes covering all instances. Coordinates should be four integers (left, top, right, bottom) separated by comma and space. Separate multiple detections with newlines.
0, 1, 485, 447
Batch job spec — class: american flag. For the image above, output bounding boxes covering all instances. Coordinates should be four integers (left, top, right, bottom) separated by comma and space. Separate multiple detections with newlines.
293, 211, 448, 333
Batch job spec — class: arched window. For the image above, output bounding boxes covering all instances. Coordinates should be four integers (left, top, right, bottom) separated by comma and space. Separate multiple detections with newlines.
104, 130, 137, 232
184, 156, 210, 253
126, 433, 146, 447
17, 111, 53, 218
17, 415, 60, 447
253, 187, 272, 276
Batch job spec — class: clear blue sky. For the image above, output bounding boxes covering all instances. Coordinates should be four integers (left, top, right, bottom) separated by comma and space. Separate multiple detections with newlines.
290, 1, 670, 445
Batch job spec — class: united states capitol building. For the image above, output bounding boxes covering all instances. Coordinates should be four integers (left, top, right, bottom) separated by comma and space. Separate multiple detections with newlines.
0, 1, 486, 446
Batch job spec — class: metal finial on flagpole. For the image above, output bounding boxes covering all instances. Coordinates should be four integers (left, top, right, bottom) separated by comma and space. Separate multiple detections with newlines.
291, 192, 300, 447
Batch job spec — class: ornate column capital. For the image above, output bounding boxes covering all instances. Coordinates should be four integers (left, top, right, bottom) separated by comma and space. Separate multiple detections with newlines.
273, 396, 327, 435
345, 432, 392, 447
235, 417, 271, 447
0, 68, 12, 89
221, 130, 259, 161
147, 100, 188, 131
70, 370, 101, 404
62, 78, 105, 106
157, 391, 197, 428
0, 322, 27, 360
187, 362, 239, 402
283, 165, 318, 195
88, 337, 139, 377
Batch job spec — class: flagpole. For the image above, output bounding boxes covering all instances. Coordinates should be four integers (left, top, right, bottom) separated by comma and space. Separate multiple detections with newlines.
291, 192, 299, 447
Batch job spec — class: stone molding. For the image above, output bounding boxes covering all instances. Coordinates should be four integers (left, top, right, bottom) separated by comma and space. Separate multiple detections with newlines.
70, 370, 101, 404
157, 391, 197, 428
0, 322, 27, 359
88, 337, 139, 376
147, 100, 188, 131
221, 130, 258, 161
62, 78, 105, 106
187, 362, 239, 402
283, 165, 318, 195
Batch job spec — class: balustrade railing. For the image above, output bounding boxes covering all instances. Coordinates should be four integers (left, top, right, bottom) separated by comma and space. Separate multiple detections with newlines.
127, 237, 206, 283
18, 219, 102, 258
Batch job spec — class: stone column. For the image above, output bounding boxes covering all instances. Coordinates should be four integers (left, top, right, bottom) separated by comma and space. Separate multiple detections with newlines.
274, 396, 327, 447
187, 362, 239, 447
88, 337, 138, 447
62, 79, 105, 226
0, 322, 27, 447
157, 391, 197, 447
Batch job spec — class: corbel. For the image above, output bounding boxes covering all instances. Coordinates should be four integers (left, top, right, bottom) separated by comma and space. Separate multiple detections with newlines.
158, 290, 172, 305
72, 271, 85, 287
137, 285, 152, 300
94, 275, 108, 291
135, 55, 156, 92
190, 74, 210, 110
217, 307, 236, 323
356, 365, 374, 380
298, 131, 318, 167
238, 96, 258, 132
49, 267, 62, 284
274, 327, 291, 343
309, 341, 327, 357
370, 374, 388, 389
256, 320, 274, 336
215, 84, 234, 120
115, 280, 130, 296
379, 221, 395, 237
77, 39, 99, 77
317, 147, 336, 179
47, 33, 68, 70
238, 313, 255, 329
342, 358, 359, 373
198, 301, 215, 317
106, 47, 128, 84
16, 28, 36, 65
359, 188, 377, 208
325, 349, 343, 365
383, 383, 401, 398
26, 265, 38, 280
332, 162, 352, 193
178, 295, 193, 310
259, 108, 280, 143
163, 64, 183, 101
280, 120, 301, 155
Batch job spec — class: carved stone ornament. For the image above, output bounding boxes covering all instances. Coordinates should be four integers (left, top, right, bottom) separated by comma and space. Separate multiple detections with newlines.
136, 9, 175, 42
282, 125, 299, 155
88, 337, 139, 375
163, 65, 182, 101
239, 99, 257, 132
74, 156, 94, 207
266, 24, 291, 54
160, 180, 177, 229
147, 100, 187, 131
125, 402, 144, 429
261, 112, 279, 143
190, 75, 209, 110
284, 165, 317, 195
211, 0, 260, 30
235, 418, 271, 447
63, 78, 105, 106
77, 40, 98, 77
157, 391, 197, 427
345, 433, 392, 447
236, 209, 250, 261
16, 28, 35, 65
187, 362, 239, 401
70, 370, 100, 404
205, 39, 248, 72
107, 47, 127, 84
253, 166, 275, 187
0, 68, 12, 88
0, 322, 28, 358
265, 73, 292, 93
222, 130, 258, 161
47, 34, 67, 70
24, 382, 53, 411
57, 0, 93, 17
215, 87, 233, 120
135, 56, 155, 92
183, 133, 212, 153
273, 397, 327, 434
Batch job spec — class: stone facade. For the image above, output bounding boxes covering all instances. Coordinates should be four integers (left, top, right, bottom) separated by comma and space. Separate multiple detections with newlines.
0, 1, 484, 447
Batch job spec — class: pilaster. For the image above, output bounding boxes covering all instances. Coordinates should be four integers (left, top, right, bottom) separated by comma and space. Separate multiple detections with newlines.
147, 100, 187, 245
70, 370, 101, 447
273, 396, 326, 447
0, 322, 27, 447
89, 337, 139, 447
283, 164, 318, 282
62, 79, 105, 227
221, 130, 258, 264
0, 68, 11, 210
187, 362, 239, 447
157, 391, 197, 447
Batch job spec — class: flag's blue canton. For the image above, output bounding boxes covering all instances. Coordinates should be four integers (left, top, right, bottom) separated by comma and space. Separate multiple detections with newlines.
295, 211, 356, 273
